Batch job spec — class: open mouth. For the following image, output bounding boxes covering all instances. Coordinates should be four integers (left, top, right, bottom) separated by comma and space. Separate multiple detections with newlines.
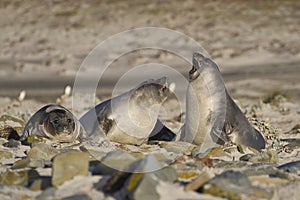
189, 64, 200, 81
159, 82, 168, 92
189, 65, 197, 74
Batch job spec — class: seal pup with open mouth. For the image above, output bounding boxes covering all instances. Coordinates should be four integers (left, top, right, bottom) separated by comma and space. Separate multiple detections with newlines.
80, 77, 175, 145
184, 53, 265, 151
20, 105, 83, 143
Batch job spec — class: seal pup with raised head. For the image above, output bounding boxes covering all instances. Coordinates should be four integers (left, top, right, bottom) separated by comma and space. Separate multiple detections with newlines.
80, 77, 175, 145
20, 105, 84, 143
184, 53, 265, 151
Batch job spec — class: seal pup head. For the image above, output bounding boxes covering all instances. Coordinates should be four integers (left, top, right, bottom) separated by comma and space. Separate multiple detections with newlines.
131, 76, 171, 108
43, 109, 76, 138
132, 77, 171, 103
21, 104, 82, 143
189, 53, 221, 82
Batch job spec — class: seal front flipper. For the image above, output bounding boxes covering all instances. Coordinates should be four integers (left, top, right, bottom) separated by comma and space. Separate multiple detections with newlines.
148, 119, 176, 142
225, 92, 266, 150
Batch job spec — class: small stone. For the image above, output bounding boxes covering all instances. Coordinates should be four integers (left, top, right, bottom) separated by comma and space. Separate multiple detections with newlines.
184, 168, 214, 191
153, 166, 178, 182
11, 159, 30, 169
127, 166, 178, 200
242, 165, 278, 176
82, 140, 117, 161
284, 124, 300, 134
160, 141, 196, 155
52, 152, 89, 186
28, 158, 45, 168
56, 176, 103, 199
127, 154, 163, 173
0, 169, 39, 186
129, 173, 160, 200
63, 194, 92, 200
89, 160, 118, 175
172, 163, 201, 182
0, 125, 21, 140
273, 182, 300, 199
192, 146, 231, 161
27, 143, 60, 161
158, 181, 220, 200
0, 150, 13, 159
101, 165, 177, 198
102, 171, 132, 194
203, 170, 252, 199
101, 150, 138, 171
213, 160, 249, 169
239, 149, 278, 163
29, 177, 52, 191
249, 176, 289, 186
281, 138, 300, 151
277, 161, 300, 174
36, 187, 56, 200
12, 157, 45, 169
2, 139, 20, 148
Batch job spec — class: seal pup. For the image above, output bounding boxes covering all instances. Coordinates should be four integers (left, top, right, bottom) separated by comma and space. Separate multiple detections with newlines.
20, 104, 83, 143
80, 77, 174, 145
184, 53, 265, 151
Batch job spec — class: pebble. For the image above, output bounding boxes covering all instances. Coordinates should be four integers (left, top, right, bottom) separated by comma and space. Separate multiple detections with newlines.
203, 170, 252, 199
127, 166, 178, 200
52, 152, 89, 186
0, 169, 39, 186
184, 168, 214, 191
2, 139, 20, 148
159, 141, 196, 155
0, 125, 20, 140
239, 149, 278, 163
277, 160, 300, 174
0, 150, 13, 159
100, 150, 138, 172
27, 143, 60, 161
55, 176, 104, 199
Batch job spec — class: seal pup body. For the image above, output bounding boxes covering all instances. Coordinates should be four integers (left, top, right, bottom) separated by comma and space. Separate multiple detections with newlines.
80, 77, 173, 145
185, 53, 265, 150
21, 105, 83, 143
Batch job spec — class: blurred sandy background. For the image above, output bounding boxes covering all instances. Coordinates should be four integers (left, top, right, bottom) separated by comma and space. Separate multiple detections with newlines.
0, 0, 299, 104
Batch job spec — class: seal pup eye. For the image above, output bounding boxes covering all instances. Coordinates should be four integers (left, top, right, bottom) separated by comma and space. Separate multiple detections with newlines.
67, 118, 73, 123
52, 119, 59, 125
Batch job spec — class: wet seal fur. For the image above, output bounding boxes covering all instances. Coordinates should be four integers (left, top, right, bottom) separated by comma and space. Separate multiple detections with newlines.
80, 77, 175, 145
21, 104, 83, 143
184, 53, 265, 151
